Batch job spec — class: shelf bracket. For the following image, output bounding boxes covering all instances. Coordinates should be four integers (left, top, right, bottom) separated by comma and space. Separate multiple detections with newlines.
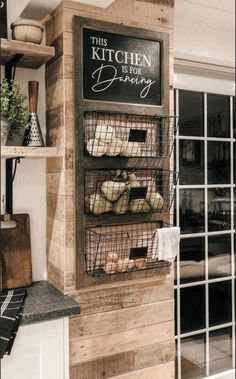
5, 158, 22, 215
5, 53, 24, 82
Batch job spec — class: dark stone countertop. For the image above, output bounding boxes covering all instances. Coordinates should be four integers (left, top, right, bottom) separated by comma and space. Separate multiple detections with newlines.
22, 281, 80, 325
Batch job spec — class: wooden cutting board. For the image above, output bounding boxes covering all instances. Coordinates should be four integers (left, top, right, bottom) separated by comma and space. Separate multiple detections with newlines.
0, 214, 32, 290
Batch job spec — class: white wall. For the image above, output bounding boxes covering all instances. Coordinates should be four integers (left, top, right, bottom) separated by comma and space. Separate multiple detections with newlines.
1, 0, 47, 281
1, 0, 115, 283
21, 0, 114, 19
174, 0, 235, 64
173, 71, 235, 96
1, 65, 47, 281
7, 0, 30, 37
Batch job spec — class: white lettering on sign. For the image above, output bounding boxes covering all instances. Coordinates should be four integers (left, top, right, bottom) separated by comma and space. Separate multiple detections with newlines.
91, 64, 156, 99
86, 32, 160, 102
91, 46, 151, 68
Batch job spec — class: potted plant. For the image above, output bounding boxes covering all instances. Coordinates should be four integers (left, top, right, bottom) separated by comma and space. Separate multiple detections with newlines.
0, 79, 29, 146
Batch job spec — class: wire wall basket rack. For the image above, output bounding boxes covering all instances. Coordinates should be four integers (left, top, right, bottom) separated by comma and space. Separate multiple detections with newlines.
85, 222, 172, 277
85, 168, 178, 217
84, 111, 178, 160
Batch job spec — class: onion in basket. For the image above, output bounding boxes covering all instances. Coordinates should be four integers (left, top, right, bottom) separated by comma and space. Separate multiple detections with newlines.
101, 181, 126, 202
87, 138, 108, 157
116, 258, 135, 272
89, 193, 113, 215
120, 141, 141, 157
105, 253, 119, 263
95, 124, 115, 142
146, 192, 164, 210
106, 138, 123, 156
129, 199, 150, 213
113, 193, 129, 214
104, 262, 117, 274
135, 258, 148, 270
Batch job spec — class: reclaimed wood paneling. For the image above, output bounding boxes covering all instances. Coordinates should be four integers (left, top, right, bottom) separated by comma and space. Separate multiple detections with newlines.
47, 193, 74, 222
46, 0, 174, 293
47, 258, 76, 294
46, 6, 63, 45
110, 361, 174, 379
47, 239, 75, 271
0, 38, 55, 69
47, 260, 65, 293
70, 351, 134, 379
47, 217, 74, 248
134, 340, 175, 370
70, 340, 174, 378
46, 0, 175, 377
47, 171, 74, 196
47, 0, 173, 300
72, 276, 173, 315
46, 56, 63, 86
63, 1, 174, 33
70, 320, 174, 364
1, 146, 59, 159
47, 155, 64, 173
46, 79, 64, 111
70, 300, 173, 340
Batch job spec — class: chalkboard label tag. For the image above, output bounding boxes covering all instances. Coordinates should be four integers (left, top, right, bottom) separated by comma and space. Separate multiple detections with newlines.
130, 246, 148, 259
129, 186, 148, 200
128, 129, 147, 143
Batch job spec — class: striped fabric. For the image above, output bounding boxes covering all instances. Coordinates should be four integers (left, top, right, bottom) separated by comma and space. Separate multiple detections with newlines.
0, 289, 27, 359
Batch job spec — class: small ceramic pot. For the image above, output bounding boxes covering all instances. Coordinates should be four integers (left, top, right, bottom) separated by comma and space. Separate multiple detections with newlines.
11, 19, 44, 44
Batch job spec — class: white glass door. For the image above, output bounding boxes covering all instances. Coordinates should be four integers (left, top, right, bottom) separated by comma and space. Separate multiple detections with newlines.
174, 89, 235, 379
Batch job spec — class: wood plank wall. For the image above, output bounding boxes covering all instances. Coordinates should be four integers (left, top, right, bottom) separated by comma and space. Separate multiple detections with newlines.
46, 1, 175, 378
69, 274, 175, 378
46, 0, 174, 294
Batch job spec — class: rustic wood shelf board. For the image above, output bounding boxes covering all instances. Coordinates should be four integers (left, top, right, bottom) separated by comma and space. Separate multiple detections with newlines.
1, 146, 59, 159
0, 39, 55, 69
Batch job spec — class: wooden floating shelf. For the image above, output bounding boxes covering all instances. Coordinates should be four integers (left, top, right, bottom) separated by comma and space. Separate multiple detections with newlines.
0, 38, 55, 69
1, 146, 60, 159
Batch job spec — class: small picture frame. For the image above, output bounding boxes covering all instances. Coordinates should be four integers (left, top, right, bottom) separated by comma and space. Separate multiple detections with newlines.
182, 140, 197, 163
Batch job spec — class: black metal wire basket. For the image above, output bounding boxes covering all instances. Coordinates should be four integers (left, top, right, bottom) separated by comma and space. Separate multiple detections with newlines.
85, 168, 178, 216
85, 222, 172, 277
84, 111, 178, 159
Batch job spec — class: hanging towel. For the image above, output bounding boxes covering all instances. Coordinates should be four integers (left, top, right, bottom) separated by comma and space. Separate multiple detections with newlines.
152, 227, 180, 262
0, 288, 27, 359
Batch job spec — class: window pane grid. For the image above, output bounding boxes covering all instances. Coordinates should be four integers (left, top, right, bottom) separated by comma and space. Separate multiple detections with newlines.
205, 92, 210, 376
230, 95, 236, 369
179, 136, 235, 142
175, 275, 235, 289
175, 89, 182, 378
175, 89, 235, 379
175, 323, 234, 339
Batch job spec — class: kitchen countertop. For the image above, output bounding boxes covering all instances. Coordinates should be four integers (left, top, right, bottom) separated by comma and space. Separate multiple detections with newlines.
22, 281, 80, 325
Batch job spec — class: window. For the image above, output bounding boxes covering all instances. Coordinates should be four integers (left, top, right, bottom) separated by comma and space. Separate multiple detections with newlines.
175, 90, 235, 379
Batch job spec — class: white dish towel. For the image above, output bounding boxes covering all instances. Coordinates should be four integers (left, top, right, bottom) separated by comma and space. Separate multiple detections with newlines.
152, 227, 180, 262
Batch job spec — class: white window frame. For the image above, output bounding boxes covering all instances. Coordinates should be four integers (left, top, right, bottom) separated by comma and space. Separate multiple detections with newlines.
174, 57, 235, 379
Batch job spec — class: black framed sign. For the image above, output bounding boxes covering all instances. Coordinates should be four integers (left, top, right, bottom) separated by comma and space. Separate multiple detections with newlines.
83, 28, 161, 106
74, 16, 169, 113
